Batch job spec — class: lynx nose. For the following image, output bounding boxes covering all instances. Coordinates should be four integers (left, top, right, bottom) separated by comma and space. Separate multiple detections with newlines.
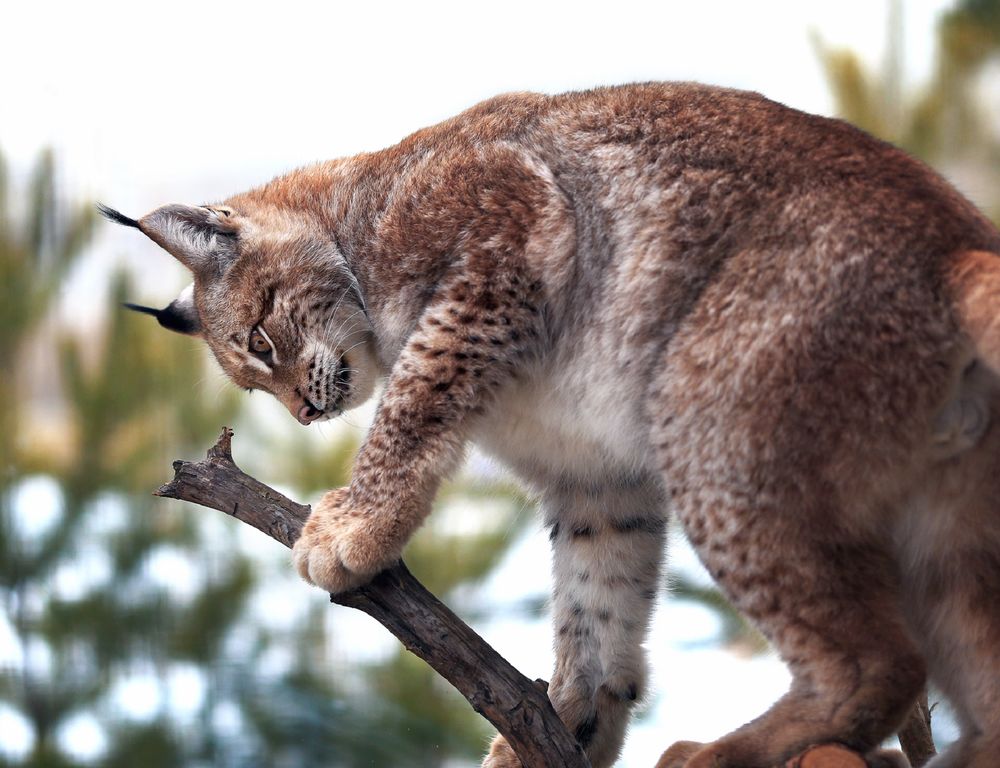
297, 401, 324, 425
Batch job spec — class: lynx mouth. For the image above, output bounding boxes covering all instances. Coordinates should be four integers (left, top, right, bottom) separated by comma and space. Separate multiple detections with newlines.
297, 400, 324, 425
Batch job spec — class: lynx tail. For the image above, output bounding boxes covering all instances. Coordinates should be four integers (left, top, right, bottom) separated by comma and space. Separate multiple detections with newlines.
949, 249, 1000, 375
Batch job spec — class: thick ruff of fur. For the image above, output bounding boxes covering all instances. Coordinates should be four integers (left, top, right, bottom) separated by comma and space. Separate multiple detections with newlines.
112, 83, 1000, 768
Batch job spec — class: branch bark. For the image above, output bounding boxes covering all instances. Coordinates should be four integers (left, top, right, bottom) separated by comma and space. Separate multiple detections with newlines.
897, 691, 936, 767
155, 428, 589, 768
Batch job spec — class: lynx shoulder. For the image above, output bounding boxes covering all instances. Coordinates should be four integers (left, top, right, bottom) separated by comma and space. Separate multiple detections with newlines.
104, 83, 1000, 768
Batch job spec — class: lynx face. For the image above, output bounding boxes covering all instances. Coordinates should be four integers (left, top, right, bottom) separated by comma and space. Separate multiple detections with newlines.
201, 267, 378, 425
104, 202, 379, 425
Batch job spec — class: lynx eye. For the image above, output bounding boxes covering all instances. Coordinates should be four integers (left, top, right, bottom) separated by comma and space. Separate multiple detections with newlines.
248, 327, 273, 361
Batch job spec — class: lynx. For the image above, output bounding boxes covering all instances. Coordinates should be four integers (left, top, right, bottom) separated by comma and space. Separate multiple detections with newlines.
102, 83, 1000, 768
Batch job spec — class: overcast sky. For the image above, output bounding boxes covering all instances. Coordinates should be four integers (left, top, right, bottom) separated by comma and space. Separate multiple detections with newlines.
3, 0, 953, 318
4, 1, 950, 192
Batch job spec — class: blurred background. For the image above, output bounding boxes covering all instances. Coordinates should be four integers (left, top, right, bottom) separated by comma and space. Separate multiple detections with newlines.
3, 1, 1000, 765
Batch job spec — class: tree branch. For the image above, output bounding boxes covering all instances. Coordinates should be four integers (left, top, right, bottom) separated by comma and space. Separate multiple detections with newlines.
155, 428, 589, 768
897, 691, 936, 767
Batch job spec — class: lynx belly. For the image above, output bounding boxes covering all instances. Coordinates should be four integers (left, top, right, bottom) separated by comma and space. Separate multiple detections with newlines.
473, 355, 653, 487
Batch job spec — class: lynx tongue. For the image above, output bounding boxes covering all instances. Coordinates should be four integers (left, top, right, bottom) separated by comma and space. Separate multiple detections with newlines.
297, 402, 323, 425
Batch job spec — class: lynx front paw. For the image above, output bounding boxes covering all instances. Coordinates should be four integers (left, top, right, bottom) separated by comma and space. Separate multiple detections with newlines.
292, 487, 395, 594
481, 734, 521, 768
654, 740, 703, 768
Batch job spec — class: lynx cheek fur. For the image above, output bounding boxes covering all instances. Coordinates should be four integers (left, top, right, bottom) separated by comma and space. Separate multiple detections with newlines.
104, 83, 1000, 768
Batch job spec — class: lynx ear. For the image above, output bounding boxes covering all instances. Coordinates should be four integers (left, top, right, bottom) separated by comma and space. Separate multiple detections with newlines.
136, 204, 239, 275
123, 284, 201, 336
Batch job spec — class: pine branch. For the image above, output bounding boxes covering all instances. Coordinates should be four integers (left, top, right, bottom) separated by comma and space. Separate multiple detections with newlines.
155, 427, 590, 768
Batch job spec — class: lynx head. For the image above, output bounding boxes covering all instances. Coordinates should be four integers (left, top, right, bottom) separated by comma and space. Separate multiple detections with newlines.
100, 202, 378, 425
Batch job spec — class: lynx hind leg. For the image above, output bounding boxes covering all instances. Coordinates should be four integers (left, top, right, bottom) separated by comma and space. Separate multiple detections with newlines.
647, 323, 942, 766
483, 474, 667, 768
670, 483, 923, 768
901, 403, 1000, 768
656, 744, 909, 768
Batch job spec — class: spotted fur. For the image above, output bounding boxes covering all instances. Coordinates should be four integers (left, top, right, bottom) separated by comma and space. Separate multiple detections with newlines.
110, 83, 1000, 768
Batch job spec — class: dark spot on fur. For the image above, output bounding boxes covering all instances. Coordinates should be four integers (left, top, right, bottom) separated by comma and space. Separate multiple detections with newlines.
574, 714, 599, 748
596, 609, 611, 622
600, 681, 639, 702
612, 516, 666, 535
572, 525, 595, 538
260, 285, 277, 320
548, 522, 560, 541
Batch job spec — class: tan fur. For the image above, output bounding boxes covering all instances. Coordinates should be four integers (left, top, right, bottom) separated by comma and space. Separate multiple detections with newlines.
112, 83, 1000, 768
948, 250, 1000, 375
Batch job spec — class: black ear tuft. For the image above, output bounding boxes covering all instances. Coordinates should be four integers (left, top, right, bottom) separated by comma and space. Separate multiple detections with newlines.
122, 302, 160, 318
123, 300, 200, 335
156, 302, 200, 335
97, 203, 141, 229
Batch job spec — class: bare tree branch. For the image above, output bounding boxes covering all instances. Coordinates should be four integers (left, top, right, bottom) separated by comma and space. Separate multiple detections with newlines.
897, 691, 936, 767
155, 428, 590, 768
